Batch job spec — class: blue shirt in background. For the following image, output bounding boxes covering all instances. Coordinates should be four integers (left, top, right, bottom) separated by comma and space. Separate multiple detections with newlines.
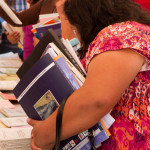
11, 0, 27, 12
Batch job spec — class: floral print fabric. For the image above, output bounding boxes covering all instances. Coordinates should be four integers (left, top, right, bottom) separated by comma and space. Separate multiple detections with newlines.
81, 21, 150, 150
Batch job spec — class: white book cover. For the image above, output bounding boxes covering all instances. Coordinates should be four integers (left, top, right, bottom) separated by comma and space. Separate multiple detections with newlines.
39, 13, 59, 19
0, 0, 22, 25
0, 59, 23, 68
1, 107, 27, 118
0, 128, 32, 140
0, 52, 20, 60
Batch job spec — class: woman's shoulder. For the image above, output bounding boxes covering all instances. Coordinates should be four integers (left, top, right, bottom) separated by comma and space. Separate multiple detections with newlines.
94, 21, 150, 43
84, 21, 150, 70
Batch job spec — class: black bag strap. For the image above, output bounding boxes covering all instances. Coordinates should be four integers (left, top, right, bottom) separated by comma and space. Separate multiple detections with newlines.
54, 94, 96, 150
55, 94, 70, 150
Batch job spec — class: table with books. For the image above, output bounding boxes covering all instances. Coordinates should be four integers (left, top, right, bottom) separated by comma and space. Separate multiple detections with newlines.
0, 52, 32, 150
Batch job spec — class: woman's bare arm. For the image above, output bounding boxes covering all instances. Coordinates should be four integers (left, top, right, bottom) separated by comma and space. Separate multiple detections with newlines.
28, 48, 145, 149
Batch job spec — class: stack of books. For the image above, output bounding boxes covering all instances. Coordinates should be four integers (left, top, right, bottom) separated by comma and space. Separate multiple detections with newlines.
0, 52, 22, 91
0, 52, 22, 110
13, 29, 115, 150
0, 128, 32, 150
32, 13, 61, 40
0, 52, 32, 150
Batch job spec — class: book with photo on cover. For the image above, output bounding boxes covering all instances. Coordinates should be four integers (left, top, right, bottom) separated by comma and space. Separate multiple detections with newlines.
13, 53, 109, 149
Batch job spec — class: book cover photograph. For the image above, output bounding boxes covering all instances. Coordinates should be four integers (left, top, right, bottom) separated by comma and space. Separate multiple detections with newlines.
34, 90, 59, 120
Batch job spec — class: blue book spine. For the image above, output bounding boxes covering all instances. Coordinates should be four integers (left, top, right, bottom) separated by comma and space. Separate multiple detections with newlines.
54, 56, 80, 90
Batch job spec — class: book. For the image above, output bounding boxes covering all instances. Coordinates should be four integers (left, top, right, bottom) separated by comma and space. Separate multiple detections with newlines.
0, 68, 18, 75
0, 101, 15, 110
0, 92, 17, 101
0, 52, 21, 60
0, 128, 32, 150
46, 50, 80, 90
0, 121, 7, 128
0, 52, 23, 69
39, 13, 59, 21
0, 117, 28, 127
0, 107, 27, 118
1, 21, 24, 49
0, 0, 22, 25
0, 59, 23, 68
36, 22, 61, 39
61, 38, 85, 74
0, 74, 19, 91
13, 54, 109, 149
45, 43, 85, 84
44, 44, 82, 88
14, 54, 75, 120
17, 29, 86, 79
32, 17, 60, 29
0, 113, 7, 119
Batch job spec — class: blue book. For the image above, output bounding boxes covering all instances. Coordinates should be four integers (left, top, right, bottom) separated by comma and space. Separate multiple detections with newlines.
13, 54, 109, 149
36, 22, 61, 39
54, 55, 80, 90
13, 54, 74, 120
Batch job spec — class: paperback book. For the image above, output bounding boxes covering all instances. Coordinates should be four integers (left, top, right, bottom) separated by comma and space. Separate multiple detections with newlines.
36, 22, 61, 39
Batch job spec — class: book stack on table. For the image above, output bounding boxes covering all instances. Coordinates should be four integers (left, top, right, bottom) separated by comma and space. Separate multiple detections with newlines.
0, 52, 32, 150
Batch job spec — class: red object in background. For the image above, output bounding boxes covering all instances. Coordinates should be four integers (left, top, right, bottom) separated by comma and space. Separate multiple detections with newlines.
134, 0, 150, 11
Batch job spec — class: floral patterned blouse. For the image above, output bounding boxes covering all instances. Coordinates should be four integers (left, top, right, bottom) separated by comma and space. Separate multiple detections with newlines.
81, 21, 150, 150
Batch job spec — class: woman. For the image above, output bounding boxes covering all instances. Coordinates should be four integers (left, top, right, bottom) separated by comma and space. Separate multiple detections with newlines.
22, 0, 40, 60
27, 0, 150, 149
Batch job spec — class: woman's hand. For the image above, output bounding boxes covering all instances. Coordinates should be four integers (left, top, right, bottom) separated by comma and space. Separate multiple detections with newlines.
27, 118, 55, 150
5, 31, 21, 45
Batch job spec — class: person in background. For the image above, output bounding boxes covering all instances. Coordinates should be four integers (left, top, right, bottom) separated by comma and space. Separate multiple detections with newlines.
0, 0, 27, 59
4, 0, 39, 60
0, 17, 21, 55
22, 0, 40, 60
5, 0, 26, 12
27, 0, 150, 150
0, 0, 75, 40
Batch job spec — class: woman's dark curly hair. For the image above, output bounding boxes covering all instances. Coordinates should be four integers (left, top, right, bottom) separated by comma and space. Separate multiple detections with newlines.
64, 0, 150, 58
